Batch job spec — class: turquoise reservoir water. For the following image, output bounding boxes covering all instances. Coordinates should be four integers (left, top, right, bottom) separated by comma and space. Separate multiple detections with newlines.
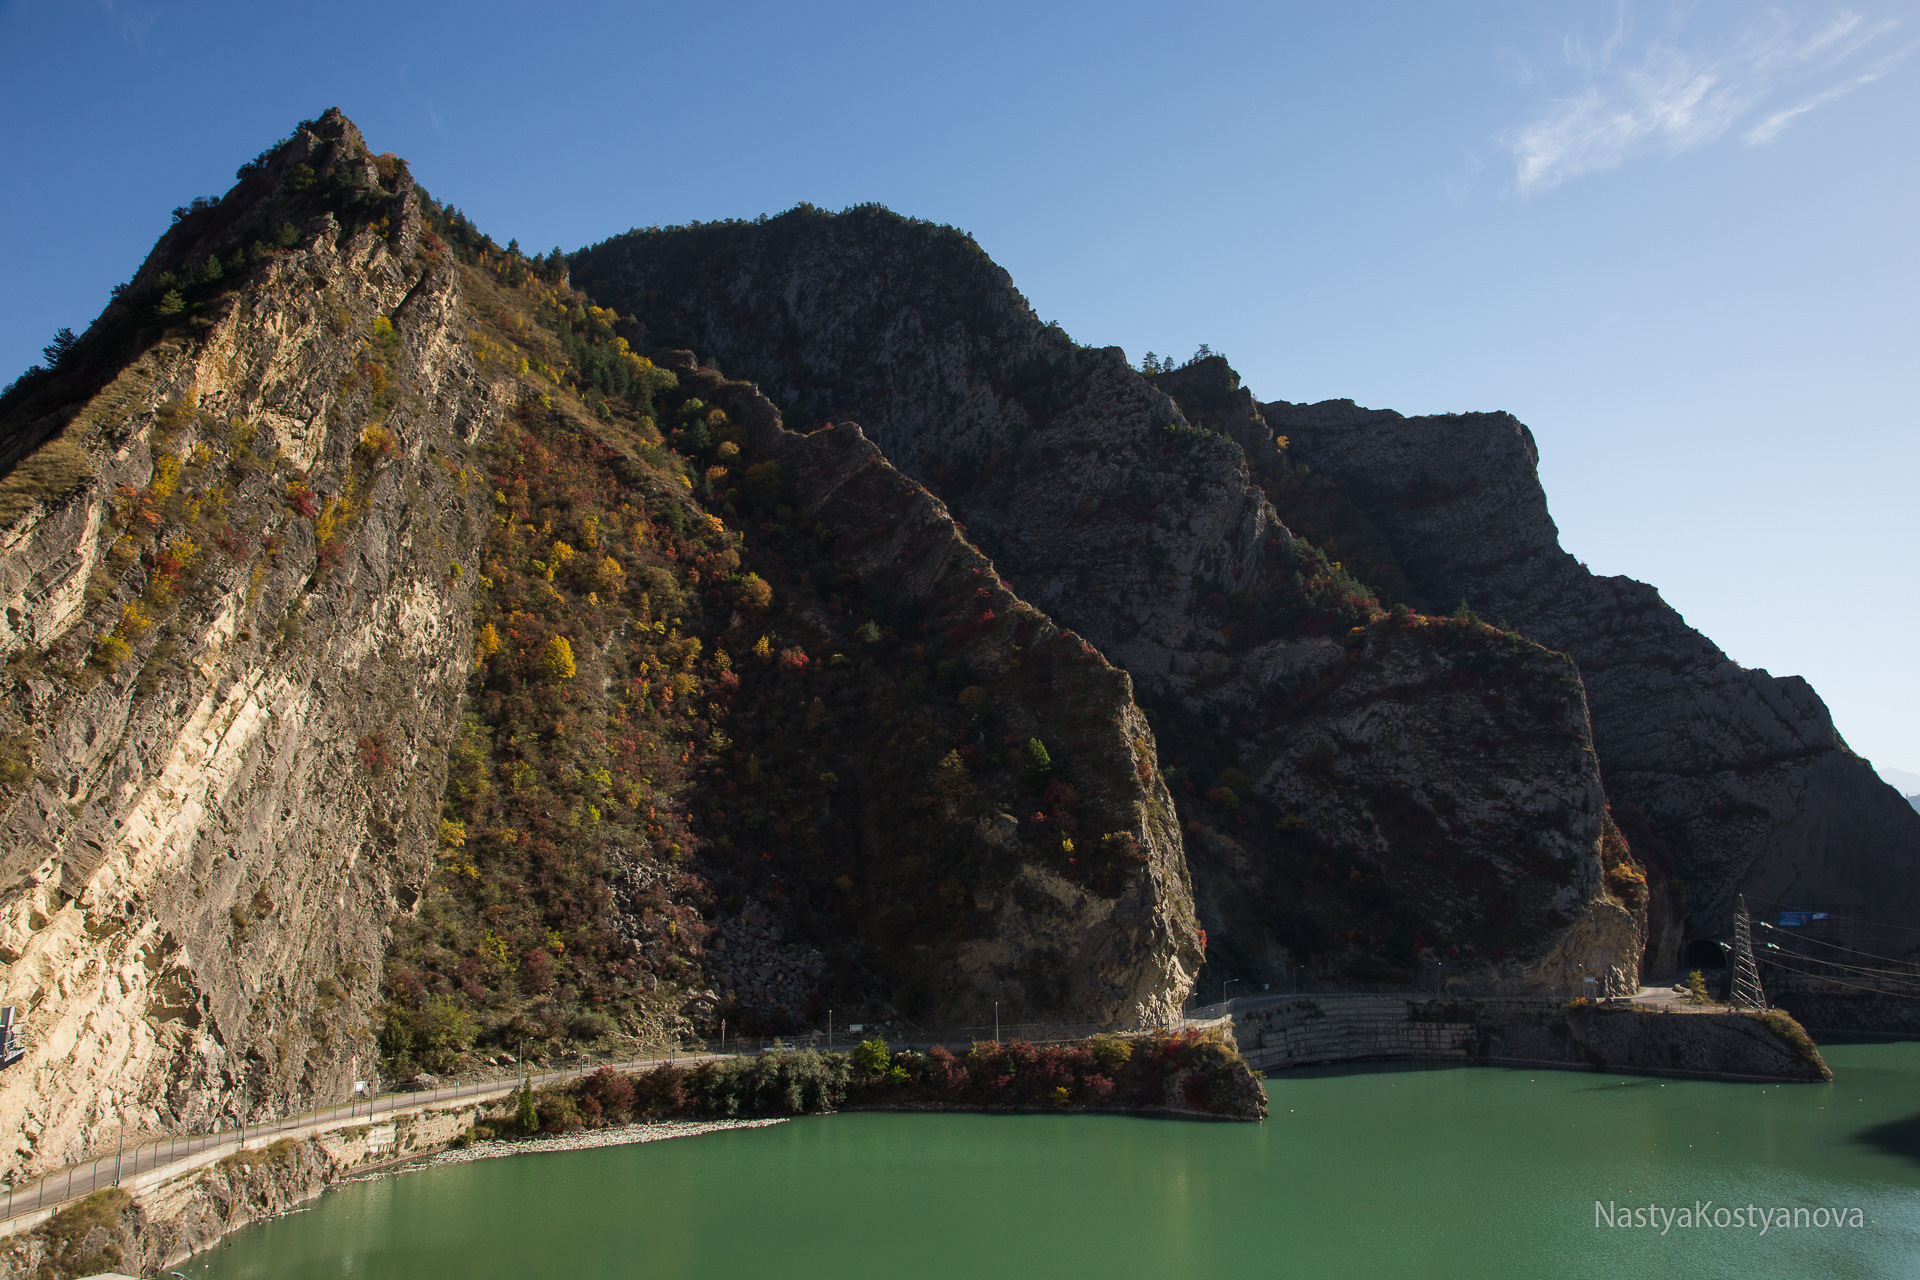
196, 1042, 1920, 1279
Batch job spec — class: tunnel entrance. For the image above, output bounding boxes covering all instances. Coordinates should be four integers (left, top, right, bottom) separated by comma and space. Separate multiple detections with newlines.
1682, 938, 1727, 971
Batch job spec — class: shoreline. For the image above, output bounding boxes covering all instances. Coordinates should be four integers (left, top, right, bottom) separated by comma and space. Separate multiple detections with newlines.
0, 1111, 796, 1278
422, 1117, 790, 1169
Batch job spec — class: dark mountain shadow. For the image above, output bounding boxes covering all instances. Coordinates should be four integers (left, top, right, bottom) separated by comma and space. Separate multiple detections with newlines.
1854, 1113, 1920, 1165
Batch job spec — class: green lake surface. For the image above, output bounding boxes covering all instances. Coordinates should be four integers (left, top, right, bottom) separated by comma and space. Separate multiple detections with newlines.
196, 1041, 1920, 1279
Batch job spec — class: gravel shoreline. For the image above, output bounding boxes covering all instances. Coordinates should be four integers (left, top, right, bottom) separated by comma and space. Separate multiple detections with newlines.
426, 1117, 790, 1167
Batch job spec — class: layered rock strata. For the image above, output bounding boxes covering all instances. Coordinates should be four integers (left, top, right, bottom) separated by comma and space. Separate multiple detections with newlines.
0, 111, 500, 1178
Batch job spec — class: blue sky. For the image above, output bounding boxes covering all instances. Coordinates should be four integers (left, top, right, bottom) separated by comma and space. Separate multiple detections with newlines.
2, 0, 1915, 781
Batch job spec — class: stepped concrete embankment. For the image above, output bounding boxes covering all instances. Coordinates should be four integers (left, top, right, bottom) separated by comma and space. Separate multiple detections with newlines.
1223, 994, 1830, 1082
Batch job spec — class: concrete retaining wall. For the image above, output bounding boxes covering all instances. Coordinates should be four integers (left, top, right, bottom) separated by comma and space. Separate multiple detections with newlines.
1768, 989, 1920, 1037
1228, 995, 1829, 1082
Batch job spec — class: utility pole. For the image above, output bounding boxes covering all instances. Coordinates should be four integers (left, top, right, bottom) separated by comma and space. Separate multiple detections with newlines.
1730, 894, 1767, 1010
993, 1001, 999, 1044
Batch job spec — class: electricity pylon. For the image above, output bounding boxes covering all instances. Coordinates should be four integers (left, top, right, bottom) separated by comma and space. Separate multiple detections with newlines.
1729, 894, 1768, 1010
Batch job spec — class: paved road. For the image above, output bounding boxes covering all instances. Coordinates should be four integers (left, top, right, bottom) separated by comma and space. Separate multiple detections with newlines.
0, 1050, 718, 1230
1623, 984, 1730, 1013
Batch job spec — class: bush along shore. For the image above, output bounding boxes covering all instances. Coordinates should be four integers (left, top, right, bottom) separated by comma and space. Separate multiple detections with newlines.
464, 1030, 1267, 1141
0, 1033, 1260, 1279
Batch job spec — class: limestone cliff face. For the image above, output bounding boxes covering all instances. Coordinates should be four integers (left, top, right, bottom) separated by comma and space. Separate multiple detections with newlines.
1268, 398, 1920, 964
0, 111, 500, 1178
573, 210, 1637, 992
695, 372, 1201, 1025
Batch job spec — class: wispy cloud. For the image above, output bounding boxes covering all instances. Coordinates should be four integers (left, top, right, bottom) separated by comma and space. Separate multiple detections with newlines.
94, 0, 162, 54
1504, 6, 1910, 194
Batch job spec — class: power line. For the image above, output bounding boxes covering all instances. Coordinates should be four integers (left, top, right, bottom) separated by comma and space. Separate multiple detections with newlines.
1756, 957, 1920, 1001
1755, 921, 1920, 968
1759, 943, 1920, 983
1742, 898, 1920, 937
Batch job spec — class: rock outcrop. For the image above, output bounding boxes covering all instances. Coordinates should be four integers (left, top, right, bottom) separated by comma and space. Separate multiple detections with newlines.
693, 370, 1202, 1025
576, 209, 1275, 685
1267, 398, 1920, 965
0, 111, 498, 1178
0, 118, 1213, 1183
573, 210, 1643, 992
1228, 993, 1830, 1081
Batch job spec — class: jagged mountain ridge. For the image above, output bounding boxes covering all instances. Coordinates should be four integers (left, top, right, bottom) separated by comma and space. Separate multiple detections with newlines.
571, 204, 1914, 985
0, 113, 1200, 1179
1265, 397, 1920, 963
573, 212, 1649, 993
2, 107, 1906, 1183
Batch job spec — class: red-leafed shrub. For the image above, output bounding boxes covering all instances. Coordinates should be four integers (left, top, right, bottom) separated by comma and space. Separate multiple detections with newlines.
521, 949, 554, 993
579, 1067, 635, 1123
357, 733, 394, 775
212, 524, 248, 557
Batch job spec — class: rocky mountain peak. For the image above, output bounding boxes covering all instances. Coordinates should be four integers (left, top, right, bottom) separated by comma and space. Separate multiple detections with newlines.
1272, 395, 1920, 959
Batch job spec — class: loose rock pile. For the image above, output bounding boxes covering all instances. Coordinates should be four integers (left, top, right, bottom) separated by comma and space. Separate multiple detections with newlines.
702, 903, 826, 1030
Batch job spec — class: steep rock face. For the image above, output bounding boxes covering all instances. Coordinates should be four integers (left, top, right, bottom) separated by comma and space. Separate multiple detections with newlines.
0, 112, 500, 1178
573, 209, 1278, 686
573, 211, 1636, 992
1192, 622, 1642, 992
375, 203, 1204, 1077
1268, 398, 1920, 961
697, 373, 1201, 1024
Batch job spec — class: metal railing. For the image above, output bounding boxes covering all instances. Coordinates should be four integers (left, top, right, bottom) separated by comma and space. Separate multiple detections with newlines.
712, 1020, 1160, 1056
1182, 988, 1592, 1023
